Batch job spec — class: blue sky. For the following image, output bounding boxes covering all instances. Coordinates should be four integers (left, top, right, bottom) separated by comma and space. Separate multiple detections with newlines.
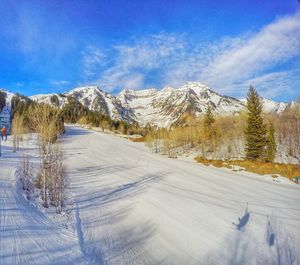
0, 0, 299, 101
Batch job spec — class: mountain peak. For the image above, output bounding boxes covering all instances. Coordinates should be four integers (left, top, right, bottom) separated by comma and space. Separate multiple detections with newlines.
181, 81, 210, 90
68, 86, 103, 95
177, 82, 215, 97
161, 86, 174, 92
118, 88, 157, 98
118, 88, 134, 97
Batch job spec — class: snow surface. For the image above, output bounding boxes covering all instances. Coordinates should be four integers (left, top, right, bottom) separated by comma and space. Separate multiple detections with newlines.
1, 125, 300, 265
30, 93, 66, 108
62, 125, 300, 265
0, 137, 88, 265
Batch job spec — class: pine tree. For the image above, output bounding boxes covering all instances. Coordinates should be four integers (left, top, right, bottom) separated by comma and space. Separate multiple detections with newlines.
204, 105, 217, 152
50, 95, 60, 107
266, 122, 276, 162
0, 90, 6, 112
204, 105, 215, 128
244, 86, 267, 160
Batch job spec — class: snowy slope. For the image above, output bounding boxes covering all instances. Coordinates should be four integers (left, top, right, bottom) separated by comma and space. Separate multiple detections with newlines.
62, 125, 300, 265
30, 93, 66, 107
0, 138, 87, 264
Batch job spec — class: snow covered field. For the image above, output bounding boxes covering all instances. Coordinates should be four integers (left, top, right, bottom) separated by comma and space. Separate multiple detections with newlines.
1, 125, 300, 264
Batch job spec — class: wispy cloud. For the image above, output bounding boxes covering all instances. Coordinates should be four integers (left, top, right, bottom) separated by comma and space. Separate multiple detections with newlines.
51, 80, 71, 86
199, 12, 300, 97
82, 46, 107, 80
82, 12, 300, 100
82, 34, 187, 90
237, 70, 300, 99
6, 2, 76, 64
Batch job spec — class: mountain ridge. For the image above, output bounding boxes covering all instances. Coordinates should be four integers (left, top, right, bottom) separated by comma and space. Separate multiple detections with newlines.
0, 83, 295, 127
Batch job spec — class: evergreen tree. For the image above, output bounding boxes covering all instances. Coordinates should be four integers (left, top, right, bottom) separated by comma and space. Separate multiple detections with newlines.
204, 105, 217, 152
50, 95, 60, 107
0, 90, 6, 112
204, 105, 215, 128
244, 86, 267, 160
266, 122, 276, 162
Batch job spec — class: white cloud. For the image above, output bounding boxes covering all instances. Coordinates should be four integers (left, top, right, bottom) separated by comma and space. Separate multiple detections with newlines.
241, 70, 300, 100
92, 34, 187, 91
15, 82, 25, 88
82, 12, 300, 99
82, 46, 107, 80
199, 12, 300, 96
51, 80, 70, 86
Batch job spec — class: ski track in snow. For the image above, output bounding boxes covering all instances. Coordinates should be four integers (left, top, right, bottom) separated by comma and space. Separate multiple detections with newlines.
1, 125, 300, 265
63, 126, 300, 265
0, 142, 87, 265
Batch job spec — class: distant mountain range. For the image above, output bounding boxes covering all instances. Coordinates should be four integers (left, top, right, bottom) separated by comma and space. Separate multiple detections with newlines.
1, 82, 296, 127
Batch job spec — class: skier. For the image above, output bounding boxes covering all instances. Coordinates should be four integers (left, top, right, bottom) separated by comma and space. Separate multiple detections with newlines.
1, 126, 7, 141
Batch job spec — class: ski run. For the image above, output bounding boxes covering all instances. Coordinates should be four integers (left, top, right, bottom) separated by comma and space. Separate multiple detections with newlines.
0, 125, 299, 265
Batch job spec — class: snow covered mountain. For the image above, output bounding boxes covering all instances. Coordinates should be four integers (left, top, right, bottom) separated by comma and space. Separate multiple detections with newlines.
117, 82, 245, 127
30, 86, 136, 123
2, 83, 295, 127
29, 82, 247, 127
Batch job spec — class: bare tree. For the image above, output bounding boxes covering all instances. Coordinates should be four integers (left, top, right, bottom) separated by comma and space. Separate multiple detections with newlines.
19, 154, 34, 199
11, 114, 26, 152
49, 145, 65, 213
28, 104, 65, 209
